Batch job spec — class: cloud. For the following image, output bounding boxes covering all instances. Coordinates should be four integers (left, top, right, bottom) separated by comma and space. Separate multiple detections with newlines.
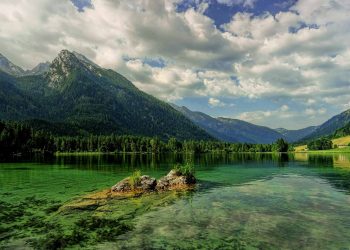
304, 108, 327, 116
236, 105, 300, 128
208, 97, 226, 107
217, 0, 257, 8
280, 105, 289, 112
0, 0, 349, 128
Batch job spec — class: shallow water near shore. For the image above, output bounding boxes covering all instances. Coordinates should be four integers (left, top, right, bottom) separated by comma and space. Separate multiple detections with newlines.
1, 153, 350, 249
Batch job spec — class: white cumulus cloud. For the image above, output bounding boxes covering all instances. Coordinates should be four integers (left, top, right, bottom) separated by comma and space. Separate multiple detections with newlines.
0, 0, 349, 128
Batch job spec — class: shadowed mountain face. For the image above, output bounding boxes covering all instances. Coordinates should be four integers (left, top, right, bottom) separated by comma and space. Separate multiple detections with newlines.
0, 71, 43, 120
275, 126, 319, 143
0, 50, 212, 140
172, 105, 284, 144
302, 109, 350, 141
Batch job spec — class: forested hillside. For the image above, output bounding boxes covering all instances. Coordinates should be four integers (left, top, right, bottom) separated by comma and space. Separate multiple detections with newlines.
0, 50, 212, 141
172, 105, 284, 144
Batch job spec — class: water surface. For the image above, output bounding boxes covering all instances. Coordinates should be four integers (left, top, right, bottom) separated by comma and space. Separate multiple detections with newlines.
1, 153, 350, 249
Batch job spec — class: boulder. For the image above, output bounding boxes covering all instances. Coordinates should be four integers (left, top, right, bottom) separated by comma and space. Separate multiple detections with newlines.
111, 171, 195, 194
111, 177, 131, 192
111, 175, 156, 193
156, 170, 196, 191
139, 175, 157, 191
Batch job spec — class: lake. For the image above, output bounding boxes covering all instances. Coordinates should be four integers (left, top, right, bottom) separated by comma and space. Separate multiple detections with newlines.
1, 153, 350, 249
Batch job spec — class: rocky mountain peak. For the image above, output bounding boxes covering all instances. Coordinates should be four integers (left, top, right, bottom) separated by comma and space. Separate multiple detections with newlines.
54, 49, 81, 69
26, 62, 50, 75
0, 52, 25, 76
47, 50, 85, 89
46, 50, 100, 89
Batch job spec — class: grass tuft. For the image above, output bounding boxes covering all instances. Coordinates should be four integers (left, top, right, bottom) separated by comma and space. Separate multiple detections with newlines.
173, 163, 195, 177
129, 170, 142, 190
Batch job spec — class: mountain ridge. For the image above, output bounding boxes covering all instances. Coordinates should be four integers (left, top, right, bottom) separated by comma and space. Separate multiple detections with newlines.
275, 126, 319, 142
301, 109, 350, 141
0, 53, 50, 76
0, 53, 25, 76
0, 50, 213, 141
172, 104, 284, 144
2, 50, 349, 143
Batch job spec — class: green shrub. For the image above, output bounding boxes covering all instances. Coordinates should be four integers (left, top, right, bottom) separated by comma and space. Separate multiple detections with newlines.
173, 163, 195, 177
129, 170, 141, 190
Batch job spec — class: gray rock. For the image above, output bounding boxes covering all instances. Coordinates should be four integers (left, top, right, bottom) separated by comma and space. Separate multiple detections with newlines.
111, 171, 195, 193
139, 175, 157, 190
111, 175, 156, 192
156, 170, 195, 190
156, 176, 170, 190
111, 177, 131, 192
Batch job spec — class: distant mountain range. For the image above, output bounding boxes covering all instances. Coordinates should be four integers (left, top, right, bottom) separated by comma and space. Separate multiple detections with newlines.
174, 104, 350, 143
1, 50, 349, 143
302, 109, 350, 141
274, 126, 319, 142
171, 105, 282, 143
0, 53, 50, 76
0, 50, 211, 140
172, 105, 321, 143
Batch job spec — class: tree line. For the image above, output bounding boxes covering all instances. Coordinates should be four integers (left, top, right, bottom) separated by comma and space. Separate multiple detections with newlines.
307, 138, 333, 150
0, 121, 290, 157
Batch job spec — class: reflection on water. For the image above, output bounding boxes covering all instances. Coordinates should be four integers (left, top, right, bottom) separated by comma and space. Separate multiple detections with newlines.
48, 152, 294, 171
1, 153, 350, 249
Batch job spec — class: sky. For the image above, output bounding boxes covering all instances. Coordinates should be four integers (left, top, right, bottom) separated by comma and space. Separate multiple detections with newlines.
0, 0, 350, 129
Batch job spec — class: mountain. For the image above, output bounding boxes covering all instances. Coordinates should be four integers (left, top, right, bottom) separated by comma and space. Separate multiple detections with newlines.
0, 53, 50, 76
334, 123, 350, 138
0, 50, 212, 140
302, 109, 350, 141
0, 53, 25, 76
172, 105, 284, 144
0, 70, 43, 120
25, 62, 50, 75
275, 126, 318, 143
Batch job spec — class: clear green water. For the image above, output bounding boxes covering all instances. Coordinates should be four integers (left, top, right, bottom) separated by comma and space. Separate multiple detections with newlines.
1, 153, 350, 249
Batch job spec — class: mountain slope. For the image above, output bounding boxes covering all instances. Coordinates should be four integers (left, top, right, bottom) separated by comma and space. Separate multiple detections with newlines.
334, 122, 350, 138
172, 105, 283, 144
302, 109, 350, 141
275, 126, 318, 143
1, 50, 212, 140
0, 70, 43, 120
25, 62, 50, 75
0, 53, 50, 76
0, 53, 25, 76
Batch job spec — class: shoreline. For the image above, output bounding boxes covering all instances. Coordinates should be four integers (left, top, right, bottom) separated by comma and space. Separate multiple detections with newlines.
55, 150, 350, 156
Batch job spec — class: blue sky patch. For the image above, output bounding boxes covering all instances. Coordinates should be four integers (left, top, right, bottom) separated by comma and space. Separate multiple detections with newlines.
177, 0, 298, 26
142, 58, 167, 68
71, 0, 93, 12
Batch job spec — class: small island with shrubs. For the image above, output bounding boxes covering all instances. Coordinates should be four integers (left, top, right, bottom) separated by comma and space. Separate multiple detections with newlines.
60, 164, 197, 213
111, 163, 196, 194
